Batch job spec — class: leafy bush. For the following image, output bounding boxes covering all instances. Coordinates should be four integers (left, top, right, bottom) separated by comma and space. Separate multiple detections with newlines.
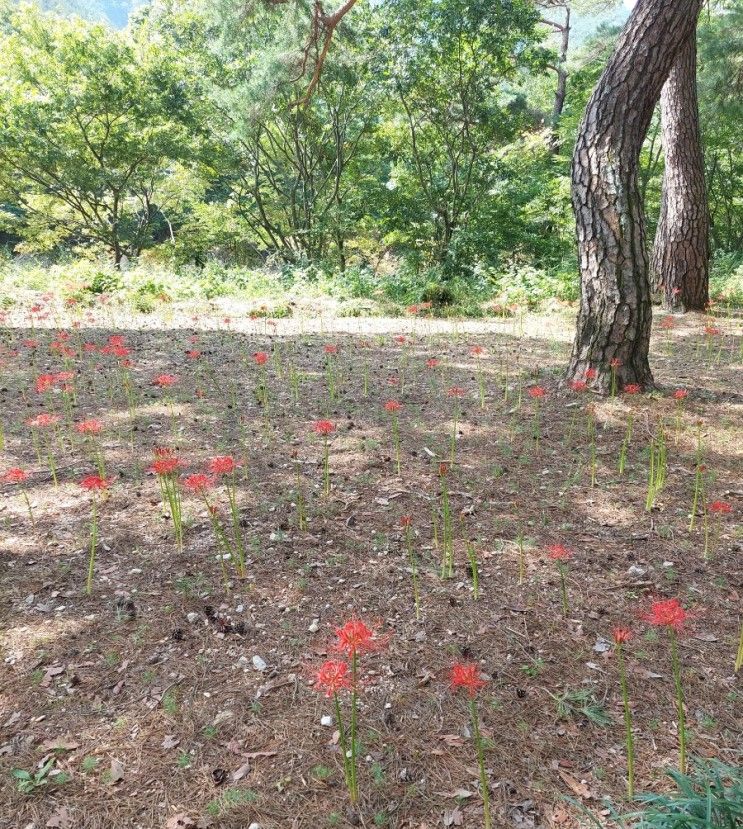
630, 761, 743, 828
710, 252, 743, 308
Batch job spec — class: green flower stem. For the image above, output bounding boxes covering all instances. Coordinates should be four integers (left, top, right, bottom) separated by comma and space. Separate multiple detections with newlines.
669, 628, 687, 773
349, 652, 359, 804
616, 644, 635, 799
558, 563, 569, 616
86, 495, 98, 595
469, 698, 491, 829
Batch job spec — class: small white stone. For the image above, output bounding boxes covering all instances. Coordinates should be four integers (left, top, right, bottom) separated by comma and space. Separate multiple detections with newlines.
252, 655, 267, 672
308, 619, 320, 633
320, 715, 333, 727
186, 612, 200, 624
248, 823, 262, 829
627, 564, 646, 577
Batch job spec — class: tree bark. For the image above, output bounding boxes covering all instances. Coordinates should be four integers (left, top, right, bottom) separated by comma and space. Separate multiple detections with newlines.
651, 33, 710, 312
567, 0, 704, 393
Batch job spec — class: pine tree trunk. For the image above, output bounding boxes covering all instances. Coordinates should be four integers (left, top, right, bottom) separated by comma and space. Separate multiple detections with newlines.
651, 34, 710, 312
567, 0, 704, 393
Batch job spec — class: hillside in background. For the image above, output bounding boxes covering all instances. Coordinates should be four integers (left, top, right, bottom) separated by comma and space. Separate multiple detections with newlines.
36, 0, 139, 26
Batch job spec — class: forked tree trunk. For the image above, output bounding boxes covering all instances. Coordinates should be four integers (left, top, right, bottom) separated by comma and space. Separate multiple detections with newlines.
651, 34, 710, 312
567, 0, 704, 392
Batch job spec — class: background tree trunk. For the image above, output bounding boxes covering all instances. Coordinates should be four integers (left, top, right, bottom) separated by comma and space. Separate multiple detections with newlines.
567, 0, 704, 392
651, 33, 710, 312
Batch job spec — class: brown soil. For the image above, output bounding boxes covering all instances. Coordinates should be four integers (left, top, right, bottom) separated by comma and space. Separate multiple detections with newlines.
0, 299, 741, 829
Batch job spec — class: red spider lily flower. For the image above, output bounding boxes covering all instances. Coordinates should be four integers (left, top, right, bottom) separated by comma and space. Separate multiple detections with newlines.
26, 413, 60, 428
642, 598, 688, 632
394, 335, 408, 344
399, 515, 412, 527
314, 420, 335, 436
470, 346, 485, 357
333, 619, 386, 658
253, 351, 268, 365
426, 358, 440, 369
569, 380, 588, 392
447, 386, 466, 398
79, 474, 109, 491
186, 350, 201, 360
708, 500, 732, 515
406, 304, 419, 314
528, 386, 546, 398
704, 326, 721, 336
76, 419, 103, 435
673, 389, 688, 400
660, 316, 675, 330
2, 467, 28, 484
22, 339, 39, 349
384, 400, 402, 413
35, 374, 56, 393
450, 662, 487, 698
546, 544, 573, 561
585, 368, 598, 380
438, 462, 449, 477
153, 374, 178, 387
323, 344, 338, 354
149, 457, 181, 476
610, 358, 622, 368
83, 342, 99, 353
208, 456, 239, 476
612, 627, 632, 645
314, 660, 352, 697
624, 384, 641, 395
182, 473, 214, 494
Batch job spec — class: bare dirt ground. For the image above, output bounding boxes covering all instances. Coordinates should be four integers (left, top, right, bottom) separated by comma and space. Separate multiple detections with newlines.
0, 297, 741, 829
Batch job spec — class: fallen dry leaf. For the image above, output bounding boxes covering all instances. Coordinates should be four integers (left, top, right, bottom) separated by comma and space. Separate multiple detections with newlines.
557, 769, 594, 800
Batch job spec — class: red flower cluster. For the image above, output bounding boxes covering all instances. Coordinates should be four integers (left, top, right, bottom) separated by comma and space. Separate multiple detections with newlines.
447, 386, 465, 398
569, 380, 587, 392
426, 358, 440, 369
642, 598, 688, 632
528, 386, 546, 399
208, 456, 239, 476
673, 389, 688, 400
546, 544, 573, 562
450, 662, 487, 698
153, 374, 178, 387
3, 467, 28, 484
708, 500, 732, 515
624, 384, 641, 395
149, 451, 181, 476
333, 619, 386, 658
314, 660, 352, 697
384, 400, 402, 413
76, 419, 103, 435
79, 474, 109, 491
612, 627, 632, 645
314, 420, 335, 436
26, 413, 60, 428
182, 473, 214, 494
253, 352, 268, 365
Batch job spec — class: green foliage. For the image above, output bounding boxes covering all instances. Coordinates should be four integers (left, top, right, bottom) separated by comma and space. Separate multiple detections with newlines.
11, 757, 64, 794
0, 1, 202, 262
551, 688, 613, 726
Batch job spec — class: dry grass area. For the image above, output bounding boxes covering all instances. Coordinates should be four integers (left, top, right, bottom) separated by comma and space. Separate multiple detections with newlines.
0, 298, 741, 829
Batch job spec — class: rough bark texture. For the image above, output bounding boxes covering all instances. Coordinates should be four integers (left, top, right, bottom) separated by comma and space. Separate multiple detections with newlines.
651, 34, 710, 312
567, 0, 704, 392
